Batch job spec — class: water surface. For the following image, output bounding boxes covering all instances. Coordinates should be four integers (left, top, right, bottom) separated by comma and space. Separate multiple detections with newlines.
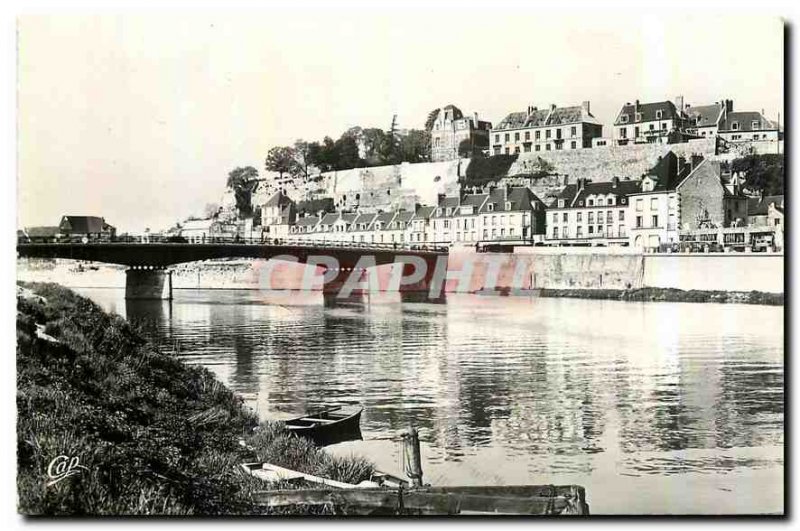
79, 288, 784, 514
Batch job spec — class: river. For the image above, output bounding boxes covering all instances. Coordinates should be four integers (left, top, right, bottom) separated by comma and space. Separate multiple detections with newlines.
75, 287, 784, 515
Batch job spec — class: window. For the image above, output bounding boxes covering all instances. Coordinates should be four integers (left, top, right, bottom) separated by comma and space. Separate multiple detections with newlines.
649, 123, 655, 131
557, 199, 565, 208
535, 130, 541, 140
514, 132, 520, 141
504, 133, 510, 141
655, 110, 663, 120
571, 126, 577, 137
651, 215, 658, 227
636, 199, 643, 211
636, 215, 643, 228
562, 212, 568, 222
635, 126, 640, 137
576, 226, 583, 238
577, 212, 582, 222
661, 123, 667, 130
588, 226, 594, 234
635, 112, 642, 122
752, 120, 760, 130
495, 134, 500, 143
552, 212, 558, 223
524, 131, 530, 141
606, 211, 613, 223
505, 201, 512, 211
524, 144, 531, 152
650, 198, 658, 210
552, 227, 559, 238
556, 143, 563, 151
556, 129, 562, 140
588, 198, 594, 206
619, 225, 626, 237
619, 210, 625, 221
608, 196, 615, 206
732, 122, 739, 130
571, 141, 577, 149
535, 145, 541, 152
546, 129, 551, 139
619, 128, 627, 139
546, 144, 551, 151
597, 198, 604, 206
505, 147, 510, 154
620, 114, 629, 123
514, 146, 520, 154
588, 212, 594, 223
488, 203, 495, 212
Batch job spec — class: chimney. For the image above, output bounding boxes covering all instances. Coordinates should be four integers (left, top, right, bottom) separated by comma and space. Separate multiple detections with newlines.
691, 153, 703, 170
634, 100, 640, 112
725, 99, 733, 113
550, 103, 557, 111
577, 178, 586, 191
563, 174, 569, 186
527, 105, 534, 115
582, 101, 591, 114
612, 176, 619, 188
675, 95, 684, 113
474, 112, 479, 124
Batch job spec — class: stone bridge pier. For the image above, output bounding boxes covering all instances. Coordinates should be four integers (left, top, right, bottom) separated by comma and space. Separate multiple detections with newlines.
125, 266, 173, 300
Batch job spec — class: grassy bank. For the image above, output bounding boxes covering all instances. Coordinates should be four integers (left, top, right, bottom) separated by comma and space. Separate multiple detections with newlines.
537, 287, 783, 306
17, 282, 373, 515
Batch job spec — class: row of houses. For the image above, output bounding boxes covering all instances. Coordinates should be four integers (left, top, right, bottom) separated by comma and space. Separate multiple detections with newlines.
256, 150, 783, 251
20, 216, 116, 242
430, 97, 781, 161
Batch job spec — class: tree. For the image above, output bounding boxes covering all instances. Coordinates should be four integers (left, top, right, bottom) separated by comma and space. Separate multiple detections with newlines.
293, 140, 313, 180
333, 133, 363, 170
265, 146, 298, 180
307, 137, 337, 173
424, 108, 440, 131
458, 138, 476, 159
400, 129, 431, 163
379, 114, 401, 165
226, 166, 259, 218
731, 153, 784, 195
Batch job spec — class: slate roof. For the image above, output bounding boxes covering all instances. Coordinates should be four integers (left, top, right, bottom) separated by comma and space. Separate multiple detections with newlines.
480, 187, 544, 213
551, 179, 641, 209
264, 191, 294, 208
614, 101, 683, 125
340, 213, 358, 224
295, 216, 321, 227
720, 111, 779, 132
431, 196, 462, 218
686, 103, 725, 128
494, 104, 600, 131
350, 213, 377, 231
58, 216, 115, 234
413, 206, 436, 220
319, 213, 340, 226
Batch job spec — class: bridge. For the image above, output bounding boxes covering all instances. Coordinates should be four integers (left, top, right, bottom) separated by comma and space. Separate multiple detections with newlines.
17, 239, 449, 299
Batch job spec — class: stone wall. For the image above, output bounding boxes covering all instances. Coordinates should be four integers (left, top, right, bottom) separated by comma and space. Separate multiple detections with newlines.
642, 253, 784, 292
507, 138, 717, 185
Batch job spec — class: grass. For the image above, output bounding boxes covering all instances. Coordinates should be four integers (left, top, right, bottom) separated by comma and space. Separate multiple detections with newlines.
537, 286, 783, 305
17, 282, 375, 516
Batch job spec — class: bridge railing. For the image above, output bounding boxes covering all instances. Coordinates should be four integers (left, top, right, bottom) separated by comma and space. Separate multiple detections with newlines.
17, 233, 449, 254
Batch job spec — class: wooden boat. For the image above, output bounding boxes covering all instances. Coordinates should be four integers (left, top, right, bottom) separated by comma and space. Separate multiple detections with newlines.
284, 405, 363, 446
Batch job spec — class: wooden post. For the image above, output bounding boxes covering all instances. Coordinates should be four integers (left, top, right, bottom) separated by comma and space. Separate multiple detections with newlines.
403, 427, 424, 487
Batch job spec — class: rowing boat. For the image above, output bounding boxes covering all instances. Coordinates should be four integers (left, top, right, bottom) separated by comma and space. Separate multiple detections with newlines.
284, 405, 363, 446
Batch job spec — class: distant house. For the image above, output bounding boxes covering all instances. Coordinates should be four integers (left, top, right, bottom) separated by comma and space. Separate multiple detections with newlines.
685, 100, 731, 138
613, 97, 692, 145
180, 219, 221, 243
718, 111, 781, 144
491, 101, 602, 155
58, 216, 116, 240
260, 191, 297, 240
21, 226, 60, 242
747, 195, 784, 227
429, 105, 492, 162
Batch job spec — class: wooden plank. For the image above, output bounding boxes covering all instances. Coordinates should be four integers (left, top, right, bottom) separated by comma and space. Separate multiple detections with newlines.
241, 462, 364, 490
252, 486, 589, 515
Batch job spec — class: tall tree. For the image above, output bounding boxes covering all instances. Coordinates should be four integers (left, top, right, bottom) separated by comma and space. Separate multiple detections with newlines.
380, 114, 401, 165
293, 140, 312, 180
333, 133, 363, 170
400, 129, 431, 163
226, 166, 259, 218
264, 146, 298, 180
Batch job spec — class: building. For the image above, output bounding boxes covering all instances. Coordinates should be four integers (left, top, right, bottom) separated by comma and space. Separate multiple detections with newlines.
21, 226, 60, 242
627, 152, 748, 250
613, 97, 691, 145
180, 219, 222, 243
684, 98, 781, 144
546, 177, 640, 246
685, 100, 731, 138
747, 195, 784, 227
491, 102, 602, 155
58, 216, 116, 240
260, 191, 297, 241
718, 110, 781, 144
429, 105, 492, 162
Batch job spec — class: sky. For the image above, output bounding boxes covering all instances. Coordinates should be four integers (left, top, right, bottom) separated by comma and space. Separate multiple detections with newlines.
17, 11, 784, 233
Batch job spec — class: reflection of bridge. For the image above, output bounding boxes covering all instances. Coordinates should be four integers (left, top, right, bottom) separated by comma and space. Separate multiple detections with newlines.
17, 240, 449, 300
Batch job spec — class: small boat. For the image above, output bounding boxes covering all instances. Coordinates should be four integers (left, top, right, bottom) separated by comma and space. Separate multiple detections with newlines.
284, 405, 364, 446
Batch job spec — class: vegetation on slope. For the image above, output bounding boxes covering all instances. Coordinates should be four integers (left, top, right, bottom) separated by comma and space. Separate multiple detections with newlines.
16, 282, 373, 515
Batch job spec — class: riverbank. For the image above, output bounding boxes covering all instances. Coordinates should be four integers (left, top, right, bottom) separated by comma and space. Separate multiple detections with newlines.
16, 282, 374, 515
536, 287, 783, 306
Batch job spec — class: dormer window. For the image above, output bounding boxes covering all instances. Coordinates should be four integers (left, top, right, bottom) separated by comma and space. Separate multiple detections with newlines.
620, 114, 629, 124
752, 120, 760, 130
505, 201, 512, 211
587, 198, 594, 206
597, 198, 604, 206
579, 200, 584, 206
488, 203, 495, 212
446, 208, 451, 216
608, 196, 615, 206
436, 208, 442, 216
655, 110, 663, 120
635, 112, 642, 122
732, 122, 739, 130
557, 199, 565, 208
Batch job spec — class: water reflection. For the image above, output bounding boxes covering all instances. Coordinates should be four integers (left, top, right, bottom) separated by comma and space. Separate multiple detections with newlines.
77, 288, 784, 514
